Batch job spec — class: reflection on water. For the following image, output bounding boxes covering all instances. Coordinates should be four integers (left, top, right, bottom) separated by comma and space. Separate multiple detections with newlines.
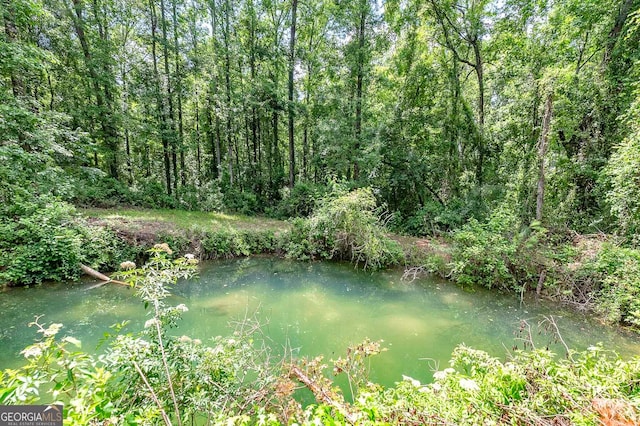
1, 257, 639, 387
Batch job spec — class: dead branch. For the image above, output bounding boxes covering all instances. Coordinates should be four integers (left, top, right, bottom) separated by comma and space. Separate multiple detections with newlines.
289, 365, 358, 424
402, 266, 428, 282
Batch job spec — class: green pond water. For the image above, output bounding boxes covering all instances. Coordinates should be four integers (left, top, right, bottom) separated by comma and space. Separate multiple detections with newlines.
1, 257, 639, 388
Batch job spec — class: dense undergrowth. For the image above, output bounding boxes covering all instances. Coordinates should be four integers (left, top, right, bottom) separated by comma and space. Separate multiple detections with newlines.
441, 203, 640, 329
0, 186, 402, 287
1, 251, 639, 425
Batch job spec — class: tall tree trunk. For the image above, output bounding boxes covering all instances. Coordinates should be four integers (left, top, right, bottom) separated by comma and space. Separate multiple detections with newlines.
208, 0, 222, 178
536, 93, 553, 222
171, 0, 186, 186
272, 103, 279, 183
303, 62, 311, 181
248, 0, 258, 166
159, 0, 177, 191
47, 72, 55, 110
603, 0, 635, 66
473, 40, 484, 187
195, 89, 201, 182
190, 13, 202, 183
121, 66, 133, 184
149, 0, 172, 194
288, 0, 298, 188
223, 0, 233, 185
206, 99, 217, 178
353, 1, 366, 181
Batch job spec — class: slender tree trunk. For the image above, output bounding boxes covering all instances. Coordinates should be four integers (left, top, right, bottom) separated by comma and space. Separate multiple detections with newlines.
288, 0, 298, 187
149, 0, 172, 194
302, 66, 310, 181
272, 104, 279, 182
536, 93, 553, 222
122, 67, 133, 184
603, 0, 635, 66
208, 0, 222, 178
223, 0, 233, 185
257, 107, 262, 174
195, 89, 201, 182
473, 41, 484, 187
190, 13, 202, 183
353, 1, 366, 181
47, 72, 54, 110
171, 0, 186, 186
302, 19, 317, 181
248, 0, 258, 166
159, 0, 177, 192
206, 99, 217, 178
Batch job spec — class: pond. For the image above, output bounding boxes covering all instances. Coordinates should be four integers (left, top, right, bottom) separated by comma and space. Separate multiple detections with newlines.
1, 257, 639, 389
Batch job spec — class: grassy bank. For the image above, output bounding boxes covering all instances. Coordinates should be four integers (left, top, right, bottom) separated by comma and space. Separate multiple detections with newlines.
81, 207, 290, 233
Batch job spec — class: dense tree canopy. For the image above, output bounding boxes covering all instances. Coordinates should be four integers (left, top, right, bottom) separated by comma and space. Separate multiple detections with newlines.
1, 0, 639, 237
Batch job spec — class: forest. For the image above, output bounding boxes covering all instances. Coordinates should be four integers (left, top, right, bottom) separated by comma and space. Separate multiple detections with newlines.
1, 0, 637, 232
2, 0, 640, 424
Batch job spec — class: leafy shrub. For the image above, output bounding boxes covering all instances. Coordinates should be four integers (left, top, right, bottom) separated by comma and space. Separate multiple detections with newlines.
223, 188, 260, 215
604, 94, 640, 245
0, 198, 128, 286
201, 229, 276, 259
583, 244, 640, 327
284, 188, 404, 269
350, 345, 640, 425
399, 198, 476, 236
605, 135, 640, 246
176, 181, 224, 212
0, 200, 83, 285
451, 207, 548, 290
273, 182, 327, 219
71, 174, 134, 208
134, 179, 179, 209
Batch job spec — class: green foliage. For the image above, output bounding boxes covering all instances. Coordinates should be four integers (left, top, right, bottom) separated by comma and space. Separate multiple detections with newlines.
284, 188, 404, 269
201, 229, 276, 259
71, 175, 135, 208
604, 96, 640, 245
224, 188, 260, 215
1, 201, 76, 285
0, 200, 82, 285
0, 198, 129, 286
583, 244, 640, 327
74, 177, 224, 212
451, 206, 548, 290
273, 182, 327, 219
177, 181, 224, 212
351, 345, 640, 425
0, 319, 114, 423
395, 198, 479, 236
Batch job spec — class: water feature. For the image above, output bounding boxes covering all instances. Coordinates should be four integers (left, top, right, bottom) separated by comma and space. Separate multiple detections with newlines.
1, 257, 639, 388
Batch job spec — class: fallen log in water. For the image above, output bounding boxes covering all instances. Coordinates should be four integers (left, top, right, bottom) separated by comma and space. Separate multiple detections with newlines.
80, 264, 129, 287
